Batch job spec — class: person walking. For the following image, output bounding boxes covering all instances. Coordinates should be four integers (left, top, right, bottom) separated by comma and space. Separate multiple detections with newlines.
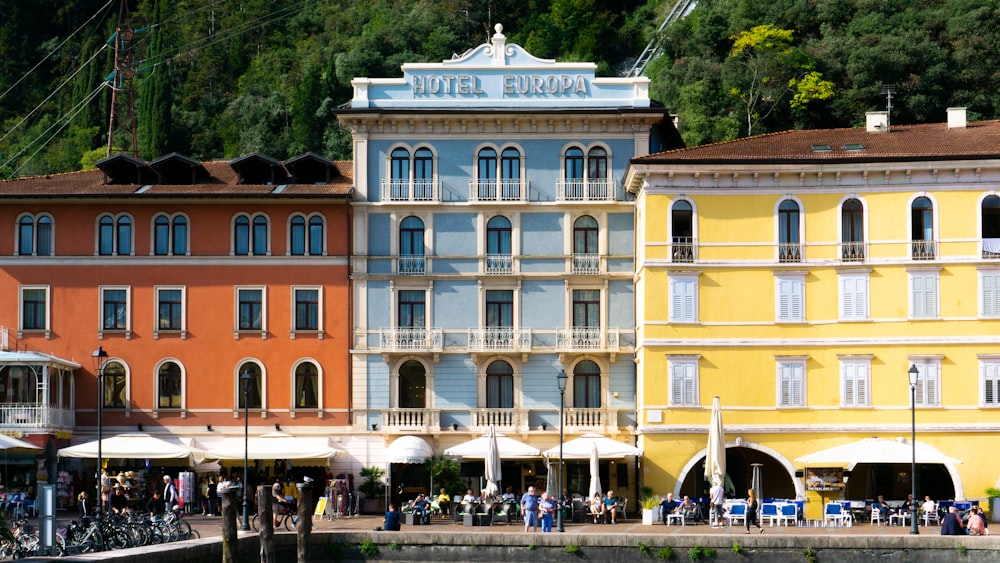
163, 475, 178, 513
709, 478, 725, 528
540, 492, 555, 532
521, 486, 539, 532
745, 488, 764, 534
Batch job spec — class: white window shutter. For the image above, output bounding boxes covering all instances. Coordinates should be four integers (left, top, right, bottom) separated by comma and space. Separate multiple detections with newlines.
840, 276, 854, 319
925, 364, 938, 405
842, 364, 854, 405
984, 273, 1000, 317
671, 364, 683, 404
856, 363, 868, 405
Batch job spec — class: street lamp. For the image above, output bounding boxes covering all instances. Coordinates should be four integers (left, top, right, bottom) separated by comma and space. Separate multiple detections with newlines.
91, 346, 109, 514
557, 369, 567, 533
908, 364, 919, 535
240, 369, 252, 531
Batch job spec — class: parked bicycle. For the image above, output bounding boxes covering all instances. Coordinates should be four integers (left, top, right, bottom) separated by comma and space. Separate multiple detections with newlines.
251, 501, 299, 531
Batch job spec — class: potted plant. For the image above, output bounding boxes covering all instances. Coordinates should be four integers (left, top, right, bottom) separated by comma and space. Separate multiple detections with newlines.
640, 495, 660, 525
359, 466, 386, 514
986, 487, 1000, 522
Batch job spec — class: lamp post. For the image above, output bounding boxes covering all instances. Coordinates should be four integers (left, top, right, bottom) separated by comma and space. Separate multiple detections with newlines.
240, 369, 252, 531
557, 369, 567, 533
91, 346, 109, 514
908, 364, 919, 535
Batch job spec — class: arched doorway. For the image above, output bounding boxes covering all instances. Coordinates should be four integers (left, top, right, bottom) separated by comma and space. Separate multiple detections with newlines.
678, 446, 798, 501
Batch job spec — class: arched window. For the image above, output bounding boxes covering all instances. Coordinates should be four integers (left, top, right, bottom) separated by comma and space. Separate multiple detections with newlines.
573, 216, 599, 274
252, 216, 268, 255
500, 147, 522, 200
294, 362, 319, 409
841, 198, 865, 261
290, 216, 306, 255
486, 360, 514, 409
154, 214, 187, 256
157, 361, 182, 409
414, 147, 434, 199
564, 147, 585, 199
289, 214, 324, 256
476, 148, 498, 200
390, 147, 410, 199
778, 200, 801, 262
573, 360, 601, 408
308, 216, 324, 255
154, 215, 170, 255
234, 216, 250, 255
399, 216, 425, 275
486, 216, 512, 274
18, 215, 53, 256
911, 197, 935, 259
398, 360, 426, 409
587, 147, 608, 193
237, 362, 262, 409
234, 214, 268, 256
18, 216, 35, 256
98, 215, 132, 256
671, 200, 694, 262
103, 360, 127, 409
983, 196, 1000, 257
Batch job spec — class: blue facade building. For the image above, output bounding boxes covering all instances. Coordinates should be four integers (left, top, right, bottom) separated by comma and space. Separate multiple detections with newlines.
336, 25, 673, 500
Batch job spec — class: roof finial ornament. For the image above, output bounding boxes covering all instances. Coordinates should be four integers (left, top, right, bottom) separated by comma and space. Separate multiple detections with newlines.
490, 23, 507, 64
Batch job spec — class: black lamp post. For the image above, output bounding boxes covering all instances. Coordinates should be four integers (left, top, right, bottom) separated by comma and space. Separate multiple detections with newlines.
91, 346, 109, 514
240, 369, 252, 531
908, 364, 919, 535
557, 369, 567, 533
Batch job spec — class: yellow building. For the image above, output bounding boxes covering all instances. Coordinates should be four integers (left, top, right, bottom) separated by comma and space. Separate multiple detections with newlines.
626, 110, 1000, 519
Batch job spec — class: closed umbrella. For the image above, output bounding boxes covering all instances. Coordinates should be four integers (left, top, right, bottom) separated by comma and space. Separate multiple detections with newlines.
588, 442, 602, 499
483, 425, 501, 498
545, 456, 556, 496
705, 396, 726, 487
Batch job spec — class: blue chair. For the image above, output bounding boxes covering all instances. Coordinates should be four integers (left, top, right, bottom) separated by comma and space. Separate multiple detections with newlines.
778, 503, 797, 526
824, 502, 848, 527
761, 503, 779, 526
725, 503, 746, 527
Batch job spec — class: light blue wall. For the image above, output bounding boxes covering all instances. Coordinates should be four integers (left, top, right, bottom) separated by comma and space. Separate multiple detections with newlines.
434, 280, 478, 329
609, 358, 637, 427
521, 213, 563, 255
367, 281, 390, 329
433, 355, 476, 409
520, 259, 565, 273
368, 214, 391, 255
521, 355, 564, 408
434, 213, 477, 255
521, 280, 564, 330
607, 212, 633, 255
608, 280, 634, 328
367, 355, 390, 409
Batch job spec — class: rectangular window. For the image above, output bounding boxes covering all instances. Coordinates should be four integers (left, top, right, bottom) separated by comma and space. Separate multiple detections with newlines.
910, 360, 940, 406
841, 359, 870, 407
775, 275, 805, 322
910, 272, 939, 319
398, 290, 425, 329
572, 289, 600, 328
981, 271, 1000, 318
776, 360, 806, 407
237, 288, 264, 331
839, 273, 869, 320
669, 359, 699, 406
669, 275, 698, 322
293, 288, 320, 331
485, 290, 514, 328
156, 287, 184, 331
981, 359, 1000, 406
20, 286, 48, 331
100, 287, 129, 331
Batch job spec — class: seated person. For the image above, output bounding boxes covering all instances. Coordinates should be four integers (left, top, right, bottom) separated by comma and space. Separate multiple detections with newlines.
589, 493, 605, 523
109, 486, 129, 515
941, 506, 965, 535
7, 489, 23, 516
462, 489, 477, 504
920, 495, 936, 520
436, 488, 451, 517
382, 504, 401, 531
871, 495, 891, 522
677, 495, 696, 519
603, 490, 620, 524
968, 507, 987, 536
146, 491, 163, 516
659, 493, 678, 524
413, 494, 431, 524
501, 487, 516, 502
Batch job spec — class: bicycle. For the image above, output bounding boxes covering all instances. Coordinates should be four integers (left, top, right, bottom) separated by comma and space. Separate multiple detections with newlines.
251, 502, 299, 531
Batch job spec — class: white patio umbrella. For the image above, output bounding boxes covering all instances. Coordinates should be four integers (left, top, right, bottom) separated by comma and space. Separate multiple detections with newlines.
482, 425, 501, 498
0, 435, 41, 489
542, 433, 642, 459
443, 433, 540, 459
795, 437, 961, 466
588, 442, 602, 499
58, 433, 194, 460
545, 456, 556, 496
200, 431, 340, 461
705, 396, 726, 487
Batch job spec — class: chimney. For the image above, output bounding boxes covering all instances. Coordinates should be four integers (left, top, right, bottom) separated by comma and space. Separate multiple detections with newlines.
866, 111, 889, 133
947, 107, 967, 129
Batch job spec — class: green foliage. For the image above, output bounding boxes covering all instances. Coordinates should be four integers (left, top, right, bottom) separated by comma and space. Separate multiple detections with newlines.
425, 455, 463, 497
326, 541, 350, 562
641, 486, 654, 498
656, 546, 675, 560
956, 543, 967, 556
389, 542, 401, 551
639, 541, 652, 555
688, 545, 715, 561
732, 542, 743, 554
528, 544, 537, 550
985, 487, 1000, 498
641, 496, 660, 510
565, 543, 581, 555
359, 466, 386, 498
358, 539, 378, 558
802, 547, 817, 563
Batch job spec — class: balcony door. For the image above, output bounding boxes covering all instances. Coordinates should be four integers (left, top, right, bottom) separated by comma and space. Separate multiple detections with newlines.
486, 360, 514, 409
573, 360, 601, 408
398, 360, 426, 409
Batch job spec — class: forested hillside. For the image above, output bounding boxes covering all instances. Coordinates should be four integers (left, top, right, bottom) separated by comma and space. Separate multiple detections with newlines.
1, 0, 999, 178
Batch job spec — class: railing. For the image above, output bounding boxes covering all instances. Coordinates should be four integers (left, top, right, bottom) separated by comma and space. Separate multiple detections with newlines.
840, 241, 866, 262
0, 404, 75, 429
379, 179, 440, 202
398, 255, 426, 275
671, 237, 694, 262
911, 240, 937, 260
378, 328, 443, 353
381, 409, 439, 431
556, 179, 619, 202
983, 238, 1000, 259
572, 254, 600, 274
556, 327, 620, 351
485, 254, 513, 275
468, 180, 527, 202
467, 328, 531, 352
473, 408, 524, 429
778, 242, 802, 263
562, 407, 604, 430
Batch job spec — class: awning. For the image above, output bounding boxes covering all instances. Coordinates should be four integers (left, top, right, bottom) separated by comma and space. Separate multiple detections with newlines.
443, 433, 540, 459
57, 433, 194, 460
385, 435, 434, 464
794, 437, 962, 466
200, 432, 340, 461
542, 432, 642, 459
0, 435, 42, 454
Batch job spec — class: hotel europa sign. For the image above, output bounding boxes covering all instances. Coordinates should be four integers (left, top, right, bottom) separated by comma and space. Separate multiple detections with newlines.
410, 74, 590, 98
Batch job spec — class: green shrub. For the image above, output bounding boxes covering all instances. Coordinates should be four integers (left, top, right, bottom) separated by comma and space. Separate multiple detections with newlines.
389, 542, 401, 551
565, 544, 582, 555
656, 546, 675, 560
359, 539, 378, 557
802, 547, 817, 563
732, 542, 743, 554
639, 541, 652, 555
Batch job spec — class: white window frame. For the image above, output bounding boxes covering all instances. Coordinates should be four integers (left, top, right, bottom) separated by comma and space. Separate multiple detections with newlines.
100, 358, 132, 416
669, 273, 699, 323
980, 356, 1000, 407
18, 285, 50, 339
153, 286, 187, 340
908, 357, 941, 407
234, 360, 267, 415
95, 212, 135, 256
980, 269, 1000, 318
775, 273, 805, 322
838, 271, 870, 321
150, 212, 190, 256
839, 356, 872, 407
909, 269, 940, 319
234, 286, 268, 340
98, 285, 132, 340
667, 355, 700, 407
291, 286, 324, 339
153, 357, 187, 417
776, 357, 807, 407
290, 358, 324, 417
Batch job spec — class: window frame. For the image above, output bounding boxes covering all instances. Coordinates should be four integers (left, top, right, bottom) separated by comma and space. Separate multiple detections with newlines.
100, 359, 130, 414
909, 269, 940, 319
669, 274, 699, 323
18, 285, 50, 338
908, 358, 941, 407
99, 285, 132, 339
839, 356, 871, 407
155, 358, 185, 412
233, 213, 270, 256
979, 356, 1000, 407
838, 271, 870, 321
152, 213, 189, 256
16, 214, 53, 256
776, 357, 807, 408
981, 269, 1000, 318
234, 286, 267, 339
96, 213, 133, 256
291, 359, 322, 414
288, 213, 326, 256
775, 273, 805, 323
668, 356, 699, 407
235, 361, 265, 412
291, 286, 323, 339
485, 360, 515, 409
154, 286, 187, 340
398, 216, 426, 275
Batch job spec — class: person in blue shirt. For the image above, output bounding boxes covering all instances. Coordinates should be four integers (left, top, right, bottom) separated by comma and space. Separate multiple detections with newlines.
603, 490, 620, 524
940, 506, 965, 535
539, 492, 556, 532
413, 494, 431, 524
381, 504, 401, 531
521, 486, 539, 532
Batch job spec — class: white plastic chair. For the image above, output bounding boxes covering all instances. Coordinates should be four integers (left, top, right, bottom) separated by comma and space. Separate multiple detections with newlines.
725, 503, 746, 527
618, 498, 628, 520
666, 511, 685, 526
922, 503, 940, 526
870, 507, 884, 526
824, 502, 848, 527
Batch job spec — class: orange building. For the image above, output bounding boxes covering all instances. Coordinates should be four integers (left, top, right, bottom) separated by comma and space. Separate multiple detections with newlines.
0, 153, 353, 497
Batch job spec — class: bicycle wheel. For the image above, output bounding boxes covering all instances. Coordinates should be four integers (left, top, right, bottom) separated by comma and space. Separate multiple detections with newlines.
175, 519, 193, 540
250, 513, 259, 532
283, 513, 299, 532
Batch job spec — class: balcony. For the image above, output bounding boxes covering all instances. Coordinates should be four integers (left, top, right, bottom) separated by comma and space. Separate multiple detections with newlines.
671, 237, 695, 263
355, 406, 626, 435
473, 408, 526, 430
562, 407, 606, 431
983, 238, 1000, 259
840, 241, 866, 262
556, 327, 620, 352
911, 239, 937, 260
379, 408, 440, 433
0, 404, 75, 431
572, 254, 600, 274
468, 180, 527, 202
397, 255, 426, 275
778, 242, 802, 263
379, 179, 440, 203
485, 254, 513, 275
378, 328, 443, 353
556, 179, 620, 202
467, 328, 531, 352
